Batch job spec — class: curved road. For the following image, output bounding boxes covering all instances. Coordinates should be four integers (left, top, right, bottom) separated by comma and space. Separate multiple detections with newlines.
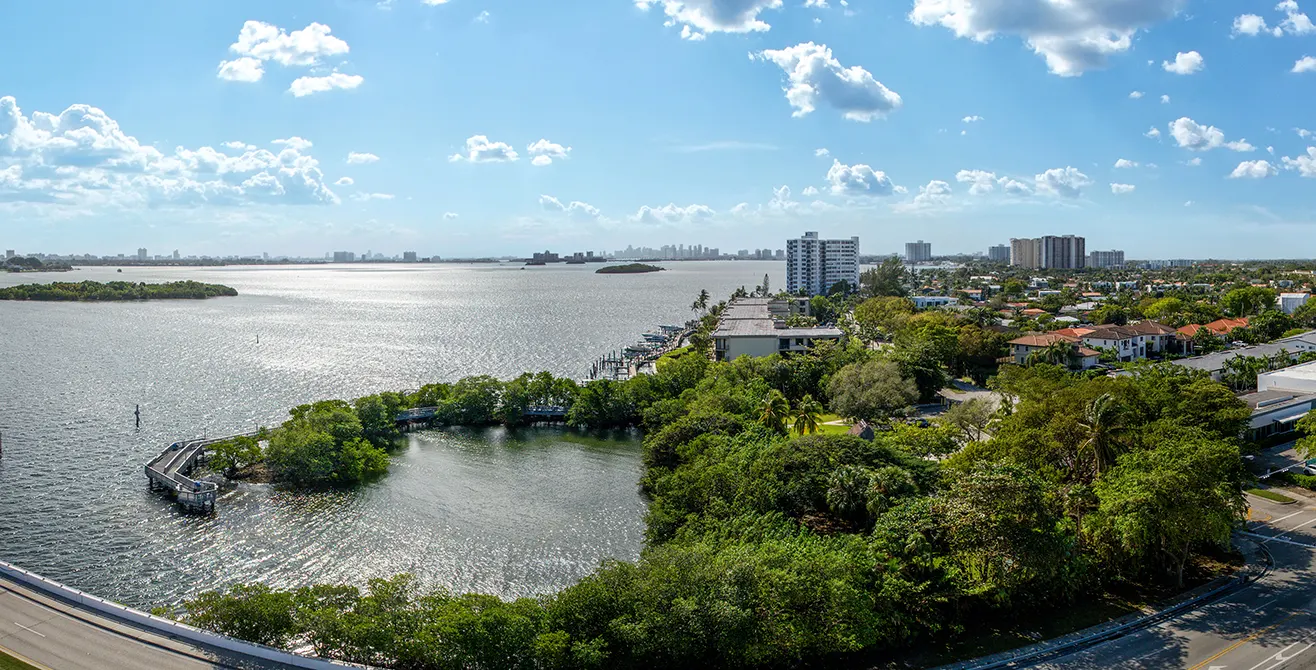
0, 573, 290, 670
1028, 493, 1316, 670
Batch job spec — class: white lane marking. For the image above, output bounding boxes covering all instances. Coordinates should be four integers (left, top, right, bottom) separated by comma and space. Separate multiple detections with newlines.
1248, 641, 1313, 670
1268, 511, 1305, 526
12, 621, 45, 638
1239, 530, 1316, 549
1253, 599, 1279, 612
1269, 516, 1316, 544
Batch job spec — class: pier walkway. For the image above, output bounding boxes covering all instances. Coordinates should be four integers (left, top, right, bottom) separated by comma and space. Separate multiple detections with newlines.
144, 433, 256, 513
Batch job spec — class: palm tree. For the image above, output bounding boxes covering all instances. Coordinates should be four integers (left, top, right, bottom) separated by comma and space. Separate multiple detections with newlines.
759, 389, 790, 434
691, 289, 710, 315
792, 394, 823, 436
1078, 393, 1126, 476
1028, 339, 1075, 368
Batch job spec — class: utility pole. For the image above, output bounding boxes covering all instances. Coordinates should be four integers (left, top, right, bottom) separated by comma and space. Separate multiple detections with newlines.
135, 405, 141, 428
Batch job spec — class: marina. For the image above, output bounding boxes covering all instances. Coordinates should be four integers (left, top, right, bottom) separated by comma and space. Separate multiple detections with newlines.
587, 324, 690, 381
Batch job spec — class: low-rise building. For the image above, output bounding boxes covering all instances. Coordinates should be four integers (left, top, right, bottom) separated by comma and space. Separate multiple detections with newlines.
1278, 292, 1311, 315
1007, 333, 1101, 369
1125, 321, 1179, 355
1177, 317, 1251, 340
711, 297, 844, 362
1170, 331, 1316, 381
1242, 386, 1316, 441
911, 296, 955, 309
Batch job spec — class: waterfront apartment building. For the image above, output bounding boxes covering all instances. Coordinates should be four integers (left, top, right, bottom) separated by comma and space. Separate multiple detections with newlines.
332, 251, 357, 262
1088, 249, 1125, 269
403, 251, 418, 262
987, 244, 1010, 263
712, 297, 844, 361
904, 240, 932, 263
786, 231, 860, 296
1010, 238, 1042, 269
136, 248, 148, 261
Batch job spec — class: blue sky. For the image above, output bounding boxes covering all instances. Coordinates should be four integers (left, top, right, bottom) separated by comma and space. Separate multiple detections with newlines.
1, 0, 1314, 259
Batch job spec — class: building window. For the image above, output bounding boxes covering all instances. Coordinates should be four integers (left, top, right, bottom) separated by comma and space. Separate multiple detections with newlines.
779, 339, 790, 350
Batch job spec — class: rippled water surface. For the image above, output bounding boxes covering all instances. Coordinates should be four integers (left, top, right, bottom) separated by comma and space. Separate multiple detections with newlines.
0, 261, 777, 607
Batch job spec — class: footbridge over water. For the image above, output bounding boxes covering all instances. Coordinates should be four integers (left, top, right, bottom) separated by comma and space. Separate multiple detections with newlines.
144, 433, 257, 513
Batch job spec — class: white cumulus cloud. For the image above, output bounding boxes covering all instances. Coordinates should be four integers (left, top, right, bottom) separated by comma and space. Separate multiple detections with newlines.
1110, 182, 1136, 194
1034, 166, 1092, 198
334, 176, 354, 186
347, 152, 380, 164
449, 135, 519, 163
217, 57, 264, 82
962, 115, 983, 123
228, 21, 350, 67
908, 0, 1185, 77
540, 194, 603, 221
1129, 91, 1144, 99
631, 202, 716, 225
1229, 160, 1279, 178
815, 147, 830, 157
955, 169, 997, 195
753, 42, 902, 121
1114, 158, 1138, 168
1162, 50, 1204, 75
443, 212, 459, 219
636, 0, 783, 40
289, 73, 363, 97
1145, 126, 1162, 139
1168, 117, 1253, 152
825, 159, 895, 195
0, 95, 338, 207
1233, 14, 1270, 36
1282, 148, 1316, 176
352, 192, 394, 201
1294, 56, 1316, 73
526, 139, 571, 166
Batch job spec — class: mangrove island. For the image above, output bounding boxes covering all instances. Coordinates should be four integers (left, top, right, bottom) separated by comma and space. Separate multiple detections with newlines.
0, 280, 238, 301
595, 263, 665, 274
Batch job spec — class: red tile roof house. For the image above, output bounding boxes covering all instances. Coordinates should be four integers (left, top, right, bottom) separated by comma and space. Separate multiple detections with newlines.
1176, 318, 1250, 354
1007, 333, 1102, 370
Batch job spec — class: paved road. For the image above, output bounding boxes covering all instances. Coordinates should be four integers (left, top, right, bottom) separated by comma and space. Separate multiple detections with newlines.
0, 573, 275, 670
1028, 493, 1316, 669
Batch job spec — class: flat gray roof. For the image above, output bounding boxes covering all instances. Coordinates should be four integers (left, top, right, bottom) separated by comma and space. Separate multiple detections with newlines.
713, 298, 844, 338
1171, 331, 1316, 372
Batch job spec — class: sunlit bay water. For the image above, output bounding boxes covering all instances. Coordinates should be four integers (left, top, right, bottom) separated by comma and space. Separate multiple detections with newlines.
0, 261, 778, 607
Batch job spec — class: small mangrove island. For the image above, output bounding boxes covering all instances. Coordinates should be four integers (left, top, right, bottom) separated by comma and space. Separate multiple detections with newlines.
596, 263, 665, 274
0, 280, 238, 301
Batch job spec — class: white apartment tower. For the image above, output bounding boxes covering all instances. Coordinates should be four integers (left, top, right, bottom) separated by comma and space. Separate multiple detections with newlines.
787, 231, 860, 296
987, 244, 1010, 263
1088, 249, 1125, 269
904, 240, 932, 263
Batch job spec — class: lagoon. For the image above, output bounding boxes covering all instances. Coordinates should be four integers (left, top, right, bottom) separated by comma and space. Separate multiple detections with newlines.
0, 261, 777, 607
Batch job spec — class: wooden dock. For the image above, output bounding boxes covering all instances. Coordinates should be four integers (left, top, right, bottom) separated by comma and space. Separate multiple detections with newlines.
144, 433, 255, 513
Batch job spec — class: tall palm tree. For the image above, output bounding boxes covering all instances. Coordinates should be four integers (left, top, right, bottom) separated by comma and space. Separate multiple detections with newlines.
759, 390, 790, 434
792, 394, 823, 436
1029, 339, 1075, 368
1078, 393, 1126, 476
691, 289, 710, 315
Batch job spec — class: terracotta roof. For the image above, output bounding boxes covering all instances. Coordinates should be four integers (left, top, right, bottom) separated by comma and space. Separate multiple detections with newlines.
1021, 308, 1048, 316
1126, 321, 1177, 336
1076, 347, 1102, 357
1179, 317, 1250, 337
1053, 327, 1096, 338
1009, 333, 1078, 347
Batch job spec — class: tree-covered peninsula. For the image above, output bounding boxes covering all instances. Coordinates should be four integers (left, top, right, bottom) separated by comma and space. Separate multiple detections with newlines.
0, 280, 237, 301
172, 290, 1255, 669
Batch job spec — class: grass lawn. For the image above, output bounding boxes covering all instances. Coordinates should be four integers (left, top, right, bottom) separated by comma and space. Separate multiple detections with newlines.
1247, 488, 1297, 504
816, 413, 852, 435
0, 648, 40, 670
654, 346, 692, 372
